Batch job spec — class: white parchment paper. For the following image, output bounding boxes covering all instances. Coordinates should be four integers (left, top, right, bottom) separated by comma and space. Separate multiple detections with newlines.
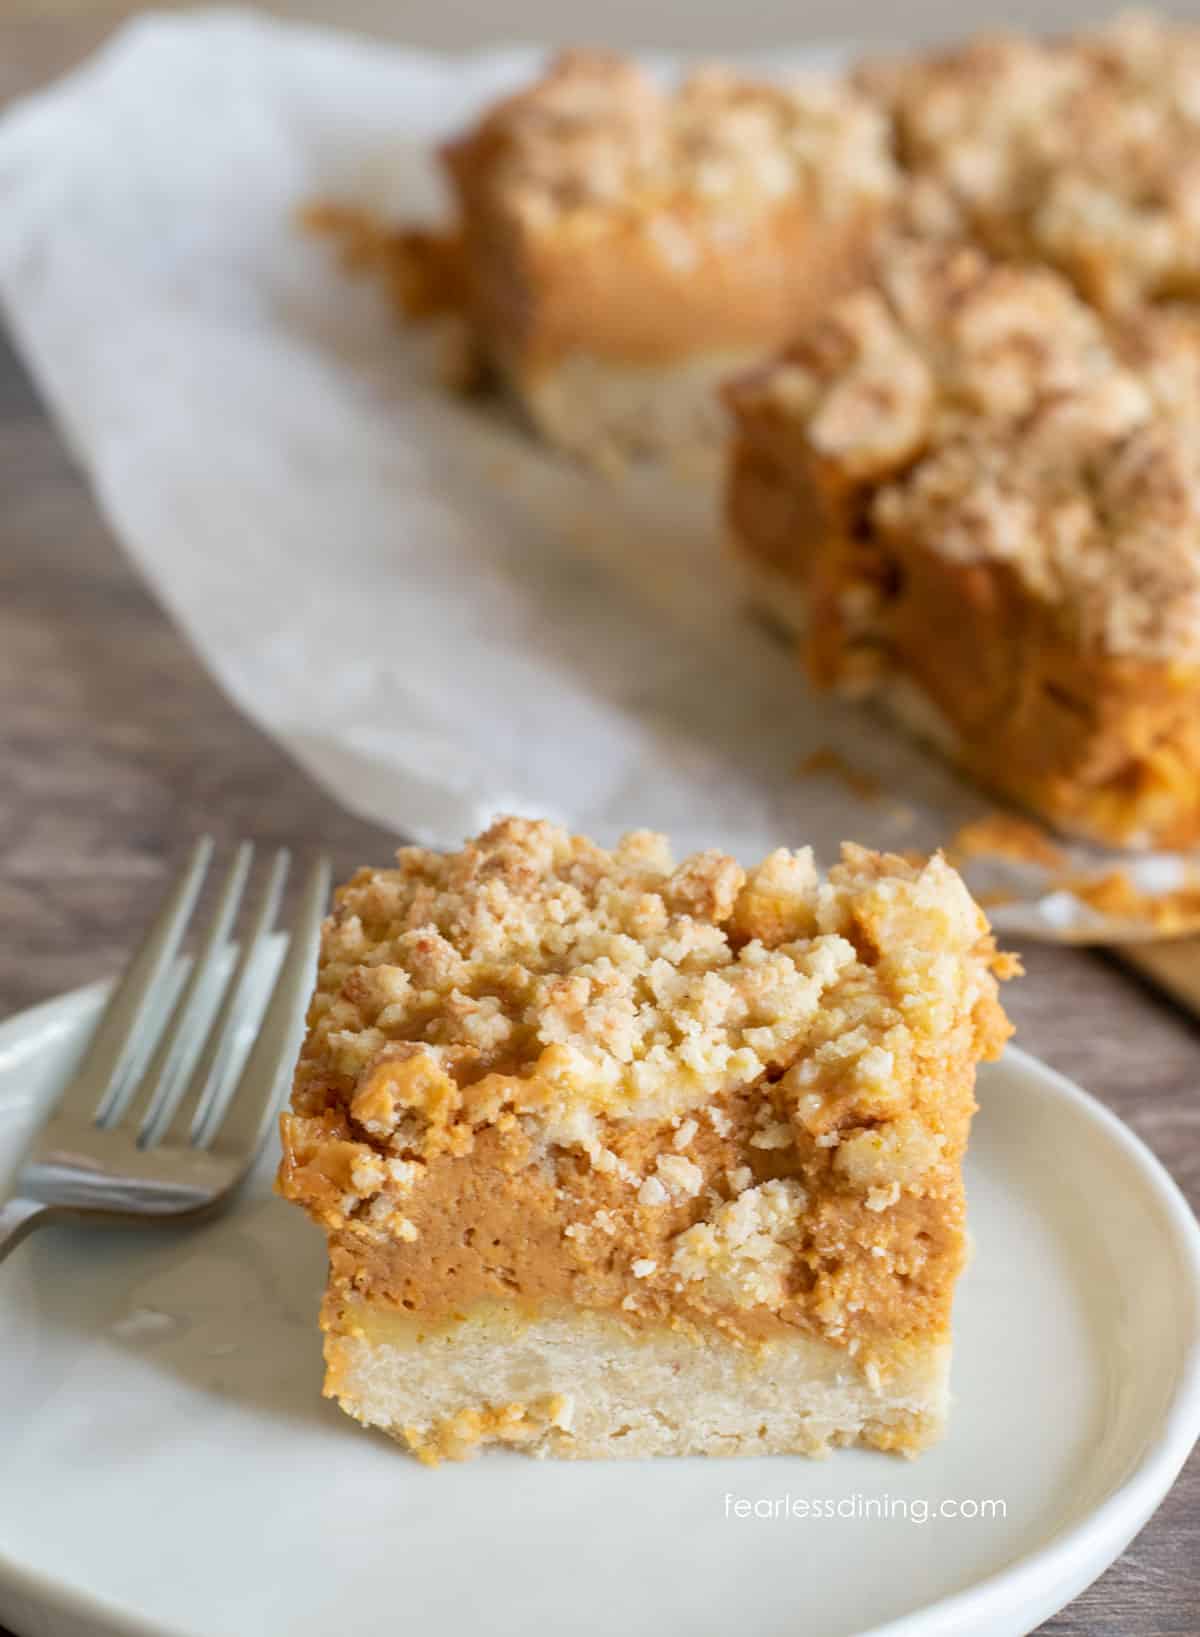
0, 9, 1192, 941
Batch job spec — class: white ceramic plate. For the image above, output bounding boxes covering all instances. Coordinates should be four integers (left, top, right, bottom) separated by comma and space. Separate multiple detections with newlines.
1, 980, 1198, 1637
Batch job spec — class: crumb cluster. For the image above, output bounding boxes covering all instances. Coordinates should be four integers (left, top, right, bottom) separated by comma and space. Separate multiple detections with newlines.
457, 49, 898, 231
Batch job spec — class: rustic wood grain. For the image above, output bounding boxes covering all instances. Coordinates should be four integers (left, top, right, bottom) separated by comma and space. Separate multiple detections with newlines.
0, 9, 1198, 1636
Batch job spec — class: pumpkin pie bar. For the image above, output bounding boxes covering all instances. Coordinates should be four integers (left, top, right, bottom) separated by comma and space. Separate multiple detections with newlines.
726, 237, 1200, 849
277, 817, 1013, 1463
862, 11, 1200, 313
416, 51, 897, 462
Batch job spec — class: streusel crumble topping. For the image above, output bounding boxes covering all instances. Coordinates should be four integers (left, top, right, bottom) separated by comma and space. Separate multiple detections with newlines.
866, 11, 1200, 309
462, 50, 898, 230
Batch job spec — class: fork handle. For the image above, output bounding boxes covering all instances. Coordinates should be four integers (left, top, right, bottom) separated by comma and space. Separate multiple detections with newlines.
0, 1194, 50, 1263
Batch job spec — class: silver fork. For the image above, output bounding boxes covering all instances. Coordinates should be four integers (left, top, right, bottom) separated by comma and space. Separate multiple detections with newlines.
0, 838, 330, 1262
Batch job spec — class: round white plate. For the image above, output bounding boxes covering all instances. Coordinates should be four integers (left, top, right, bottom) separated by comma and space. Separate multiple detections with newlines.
0, 981, 1198, 1637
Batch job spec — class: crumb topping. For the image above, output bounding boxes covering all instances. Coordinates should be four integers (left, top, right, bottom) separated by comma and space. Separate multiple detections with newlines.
670, 1177, 809, 1308
728, 238, 1200, 662
875, 409, 1200, 661
454, 50, 897, 230
868, 12, 1200, 309
287, 816, 996, 1173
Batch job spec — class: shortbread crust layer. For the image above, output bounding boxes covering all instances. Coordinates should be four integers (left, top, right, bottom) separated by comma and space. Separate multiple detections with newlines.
323, 1298, 949, 1464
515, 348, 766, 464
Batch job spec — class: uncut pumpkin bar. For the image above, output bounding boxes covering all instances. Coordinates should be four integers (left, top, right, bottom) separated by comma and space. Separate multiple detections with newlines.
396, 50, 897, 464
277, 818, 1013, 1464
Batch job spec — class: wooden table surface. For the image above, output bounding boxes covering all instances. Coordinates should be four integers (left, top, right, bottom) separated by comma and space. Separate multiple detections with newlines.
1, 8, 1199, 1636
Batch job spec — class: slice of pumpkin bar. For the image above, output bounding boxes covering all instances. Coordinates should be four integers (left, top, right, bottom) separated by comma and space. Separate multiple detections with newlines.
277, 817, 1014, 1463
725, 236, 1200, 849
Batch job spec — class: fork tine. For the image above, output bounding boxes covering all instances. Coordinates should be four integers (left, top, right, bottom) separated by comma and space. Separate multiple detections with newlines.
116, 843, 254, 1140
160, 848, 291, 1148
62, 838, 214, 1127
208, 855, 330, 1163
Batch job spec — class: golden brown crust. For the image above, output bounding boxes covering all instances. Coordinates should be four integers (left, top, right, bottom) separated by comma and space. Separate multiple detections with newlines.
278, 819, 1012, 1356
